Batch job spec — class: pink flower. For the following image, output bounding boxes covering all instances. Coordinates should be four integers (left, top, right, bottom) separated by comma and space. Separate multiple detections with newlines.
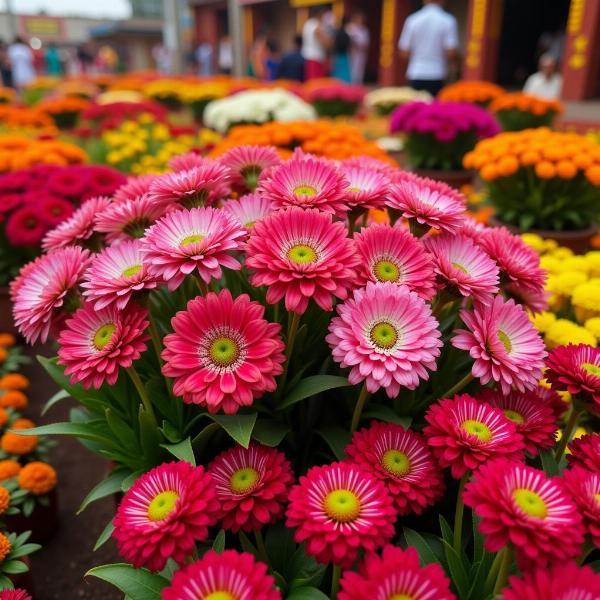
424, 233, 499, 305
219, 145, 282, 192
463, 459, 584, 567
113, 462, 219, 572
12, 247, 90, 344
112, 175, 156, 203
5, 206, 46, 247
452, 296, 546, 394
567, 434, 600, 473
338, 545, 454, 600
246, 207, 359, 314
162, 289, 285, 414
562, 466, 600, 548
208, 442, 293, 532
0, 590, 32, 600
167, 152, 208, 172
345, 421, 444, 515
424, 394, 525, 479
58, 302, 149, 389
339, 164, 391, 211
327, 282, 441, 396
162, 550, 281, 600
141, 207, 245, 291
354, 223, 435, 299
257, 155, 349, 216
39, 196, 74, 226
81, 239, 160, 310
286, 462, 396, 567
222, 193, 273, 229
342, 156, 398, 181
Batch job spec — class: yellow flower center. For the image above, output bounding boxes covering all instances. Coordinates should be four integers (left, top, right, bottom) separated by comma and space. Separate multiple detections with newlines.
462, 419, 492, 442
229, 467, 259, 494
180, 234, 204, 246
147, 490, 179, 521
370, 322, 398, 350
503, 409, 524, 424
595, 493, 600, 504
374, 259, 400, 283
287, 244, 317, 264
209, 336, 239, 367
497, 330, 512, 353
121, 264, 142, 278
293, 185, 317, 196
93, 323, 116, 350
323, 489, 361, 523
512, 488, 547, 519
382, 449, 411, 477
348, 186, 362, 193
582, 362, 600, 377
452, 261, 469, 274
389, 596, 413, 600
204, 592, 235, 600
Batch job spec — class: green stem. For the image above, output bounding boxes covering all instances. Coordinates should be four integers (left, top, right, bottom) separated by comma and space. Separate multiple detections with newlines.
493, 545, 513, 597
195, 276, 210, 295
254, 529, 269, 566
347, 211, 358, 236
484, 549, 504, 592
440, 373, 474, 399
555, 407, 582, 461
577, 539, 595, 565
127, 366, 156, 422
453, 473, 468, 554
330, 564, 342, 599
277, 312, 301, 397
350, 383, 370, 433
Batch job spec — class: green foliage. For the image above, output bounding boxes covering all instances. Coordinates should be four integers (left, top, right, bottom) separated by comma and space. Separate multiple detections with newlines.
405, 131, 478, 171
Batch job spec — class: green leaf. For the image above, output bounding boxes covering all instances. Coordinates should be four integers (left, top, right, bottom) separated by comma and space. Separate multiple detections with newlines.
2, 560, 29, 574
287, 588, 329, 600
212, 529, 225, 553
278, 375, 351, 410
252, 419, 290, 447
78, 469, 129, 514
161, 437, 195, 465
121, 470, 144, 492
439, 515, 454, 547
210, 413, 257, 448
0, 574, 12, 589
42, 389, 70, 415
403, 528, 439, 565
265, 523, 297, 576
9, 543, 40, 559
86, 564, 169, 599
540, 448, 559, 477
37, 356, 104, 404
362, 404, 411, 427
138, 406, 161, 466
315, 427, 350, 461
15, 422, 111, 443
94, 520, 115, 551
441, 540, 469, 597
287, 546, 326, 591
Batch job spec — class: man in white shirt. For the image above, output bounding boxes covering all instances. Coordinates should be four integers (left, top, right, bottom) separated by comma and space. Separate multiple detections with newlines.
523, 54, 562, 99
302, 7, 332, 80
398, 0, 459, 97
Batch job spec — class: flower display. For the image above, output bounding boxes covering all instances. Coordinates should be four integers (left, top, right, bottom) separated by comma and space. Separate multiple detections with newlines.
81, 100, 167, 132
35, 96, 90, 129
0, 135, 86, 173
562, 466, 600, 547
489, 92, 563, 130
304, 79, 365, 117
567, 434, 600, 472
222, 194, 273, 229
219, 145, 282, 193
364, 86, 432, 116
439, 80, 505, 106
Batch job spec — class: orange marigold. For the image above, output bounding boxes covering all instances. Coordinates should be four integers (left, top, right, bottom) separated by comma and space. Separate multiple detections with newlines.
0, 532, 11, 562
0, 408, 7, 428
11, 418, 35, 430
0, 373, 29, 391
0, 486, 10, 514
0, 334, 15, 347
0, 460, 21, 480
1, 432, 38, 456
18, 461, 57, 496
585, 165, 600, 186
0, 391, 28, 410
556, 160, 577, 179
535, 160, 556, 179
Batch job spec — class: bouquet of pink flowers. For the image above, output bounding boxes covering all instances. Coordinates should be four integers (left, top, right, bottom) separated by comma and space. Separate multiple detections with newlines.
305, 80, 366, 117
12, 147, 600, 600
390, 101, 500, 171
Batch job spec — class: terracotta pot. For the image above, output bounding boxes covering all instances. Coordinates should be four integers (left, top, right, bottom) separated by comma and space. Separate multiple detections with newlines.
10, 555, 34, 596
489, 217, 598, 254
6, 490, 59, 544
0, 287, 16, 334
412, 168, 475, 190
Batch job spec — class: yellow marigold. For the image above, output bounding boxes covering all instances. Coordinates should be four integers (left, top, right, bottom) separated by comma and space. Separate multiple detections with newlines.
539, 255, 562, 275
0, 486, 9, 515
558, 256, 591, 275
0, 532, 11, 562
539, 377, 571, 403
545, 319, 597, 350
551, 247, 574, 260
530, 311, 556, 333
585, 317, 600, 341
0, 334, 15, 347
521, 233, 545, 253
0, 373, 29, 391
586, 251, 600, 278
547, 272, 588, 297
0, 460, 21, 480
18, 461, 57, 496
11, 418, 34, 430
0, 432, 38, 456
0, 391, 27, 410
572, 281, 600, 322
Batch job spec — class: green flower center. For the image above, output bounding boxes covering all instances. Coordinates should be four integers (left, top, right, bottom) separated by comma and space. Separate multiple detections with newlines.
147, 490, 179, 521
209, 336, 239, 367
503, 409, 524, 424
287, 244, 317, 264
229, 467, 259, 494
93, 323, 116, 350
462, 419, 492, 442
497, 330, 512, 353
374, 259, 400, 283
204, 592, 235, 600
582, 362, 600, 377
180, 234, 204, 247
382, 449, 411, 477
323, 489, 361, 523
121, 264, 142, 278
370, 322, 398, 349
452, 261, 469, 274
512, 488, 547, 519
293, 185, 317, 196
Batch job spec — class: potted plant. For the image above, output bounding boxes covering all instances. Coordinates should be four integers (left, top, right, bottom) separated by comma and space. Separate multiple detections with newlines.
438, 79, 505, 107
364, 86, 432, 116
490, 92, 563, 131
304, 79, 365, 118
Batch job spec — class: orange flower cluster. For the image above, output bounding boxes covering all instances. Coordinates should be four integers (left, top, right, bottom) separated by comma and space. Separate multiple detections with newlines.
211, 120, 393, 163
489, 92, 563, 116
0, 135, 87, 172
464, 128, 600, 184
439, 80, 505, 105
0, 532, 10, 561
0, 486, 9, 514
18, 461, 57, 495
0, 105, 56, 132
35, 96, 90, 117
0, 87, 16, 104
0, 373, 28, 390
0, 460, 21, 480
0, 431, 38, 456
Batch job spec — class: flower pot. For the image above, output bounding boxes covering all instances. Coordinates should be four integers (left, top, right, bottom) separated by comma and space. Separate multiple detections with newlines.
489, 217, 598, 254
413, 168, 475, 190
0, 287, 16, 335
6, 490, 59, 543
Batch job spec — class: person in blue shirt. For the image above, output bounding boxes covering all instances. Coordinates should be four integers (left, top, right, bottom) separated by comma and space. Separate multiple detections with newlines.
276, 35, 305, 82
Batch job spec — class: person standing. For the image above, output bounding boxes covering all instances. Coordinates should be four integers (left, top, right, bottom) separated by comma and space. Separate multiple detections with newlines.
347, 11, 369, 84
8, 37, 35, 90
276, 35, 305, 82
523, 53, 562, 99
332, 16, 352, 82
196, 39, 214, 76
45, 42, 62, 76
398, 0, 458, 97
302, 7, 331, 80
218, 35, 233, 75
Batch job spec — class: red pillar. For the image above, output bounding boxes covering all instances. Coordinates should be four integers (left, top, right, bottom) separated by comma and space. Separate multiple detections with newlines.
378, 0, 410, 85
463, 0, 504, 81
195, 6, 220, 52
561, 0, 600, 100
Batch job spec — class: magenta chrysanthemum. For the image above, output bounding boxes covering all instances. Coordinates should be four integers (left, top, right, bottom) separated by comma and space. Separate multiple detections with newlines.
285, 461, 396, 567
345, 421, 444, 515
162, 289, 285, 414
423, 394, 524, 479
162, 550, 281, 600
353, 223, 436, 299
81, 239, 160, 310
257, 156, 349, 215
546, 344, 600, 407
0, 590, 32, 600
463, 459, 584, 567
95, 194, 166, 243
567, 434, 600, 473
149, 162, 231, 209
219, 145, 282, 192
222, 194, 273, 229
424, 233, 499, 304
141, 207, 246, 291
338, 545, 454, 600
339, 165, 391, 211
167, 152, 209, 173
387, 178, 466, 234
113, 462, 219, 572
452, 296, 546, 394
208, 442, 293, 532
246, 207, 359, 314
112, 175, 156, 203
12, 247, 90, 344
476, 389, 557, 456
501, 562, 600, 600
42, 196, 111, 251
327, 282, 441, 396
535, 383, 568, 419
57, 302, 149, 389
562, 466, 600, 548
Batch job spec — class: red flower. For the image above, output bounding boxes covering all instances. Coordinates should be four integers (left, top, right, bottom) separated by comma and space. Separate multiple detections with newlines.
562, 466, 600, 548
39, 196, 74, 226
5, 206, 46, 246
567, 434, 600, 473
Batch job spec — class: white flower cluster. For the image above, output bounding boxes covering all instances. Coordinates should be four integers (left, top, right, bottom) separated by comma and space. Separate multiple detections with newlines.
204, 89, 317, 133
364, 87, 432, 112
